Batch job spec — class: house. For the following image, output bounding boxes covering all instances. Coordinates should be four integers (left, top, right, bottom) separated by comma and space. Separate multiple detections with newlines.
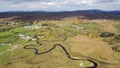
19, 34, 31, 40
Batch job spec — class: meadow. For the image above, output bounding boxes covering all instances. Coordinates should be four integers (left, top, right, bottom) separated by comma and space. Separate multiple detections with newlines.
0, 18, 120, 68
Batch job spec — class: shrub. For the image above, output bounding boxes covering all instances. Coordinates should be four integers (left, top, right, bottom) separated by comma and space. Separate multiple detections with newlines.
100, 32, 115, 37
115, 35, 120, 40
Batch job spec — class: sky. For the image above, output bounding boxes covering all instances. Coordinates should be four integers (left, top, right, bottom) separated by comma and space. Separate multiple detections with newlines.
0, 0, 120, 12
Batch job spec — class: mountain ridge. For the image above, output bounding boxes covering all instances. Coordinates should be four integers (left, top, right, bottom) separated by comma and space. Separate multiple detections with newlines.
0, 9, 120, 21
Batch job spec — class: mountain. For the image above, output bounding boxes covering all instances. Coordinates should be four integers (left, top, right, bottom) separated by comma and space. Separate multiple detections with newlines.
0, 10, 120, 22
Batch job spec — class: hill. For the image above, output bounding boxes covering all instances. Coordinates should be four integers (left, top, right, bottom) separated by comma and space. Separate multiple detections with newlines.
0, 10, 120, 22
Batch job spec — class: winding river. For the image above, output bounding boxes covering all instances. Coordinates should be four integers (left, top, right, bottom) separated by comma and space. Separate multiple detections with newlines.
23, 43, 98, 68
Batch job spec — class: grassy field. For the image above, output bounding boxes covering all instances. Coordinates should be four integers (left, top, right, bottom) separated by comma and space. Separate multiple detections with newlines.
0, 19, 120, 68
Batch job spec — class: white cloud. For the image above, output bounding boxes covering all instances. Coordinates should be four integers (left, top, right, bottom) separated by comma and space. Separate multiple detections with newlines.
9, 1, 63, 11
10, 4, 18, 8
0, 0, 120, 11
76, 0, 96, 4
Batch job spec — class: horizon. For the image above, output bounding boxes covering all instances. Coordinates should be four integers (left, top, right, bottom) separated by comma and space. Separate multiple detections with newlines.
0, 9, 120, 13
0, 0, 120, 12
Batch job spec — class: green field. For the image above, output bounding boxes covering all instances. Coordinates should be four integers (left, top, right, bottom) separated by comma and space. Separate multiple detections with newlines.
0, 19, 120, 68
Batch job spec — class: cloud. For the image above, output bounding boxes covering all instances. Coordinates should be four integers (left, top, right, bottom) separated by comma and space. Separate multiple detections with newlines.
97, 0, 115, 3
0, 0, 62, 3
0, 0, 117, 4
0, 0, 120, 11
